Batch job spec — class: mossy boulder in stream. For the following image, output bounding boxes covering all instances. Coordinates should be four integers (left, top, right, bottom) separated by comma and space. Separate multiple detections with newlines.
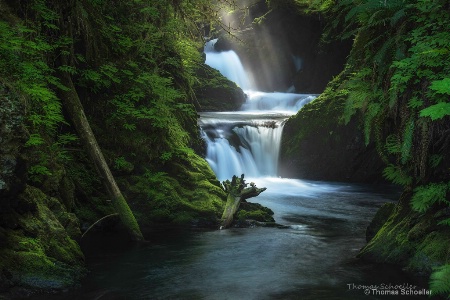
359, 193, 450, 276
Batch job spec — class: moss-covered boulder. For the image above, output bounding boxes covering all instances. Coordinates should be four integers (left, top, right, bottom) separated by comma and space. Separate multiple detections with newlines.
124, 152, 227, 227
193, 64, 246, 111
365, 202, 395, 242
0, 186, 85, 295
279, 77, 385, 183
359, 193, 450, 276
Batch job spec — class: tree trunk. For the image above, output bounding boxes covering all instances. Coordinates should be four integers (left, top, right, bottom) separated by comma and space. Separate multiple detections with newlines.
58, 70, 144, 242
220, 174, 266, 229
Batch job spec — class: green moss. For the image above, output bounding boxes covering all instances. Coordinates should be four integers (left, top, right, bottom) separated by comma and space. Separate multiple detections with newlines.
236, 202, 275, 223
359, 197, 450, 276
0, 186, 85, 291
127, 152, 226, 226
193, 64, 246, 111
408, 232, 450, 273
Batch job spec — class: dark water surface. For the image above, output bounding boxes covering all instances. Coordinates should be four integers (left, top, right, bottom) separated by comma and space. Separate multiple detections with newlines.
32, 179, 429, 300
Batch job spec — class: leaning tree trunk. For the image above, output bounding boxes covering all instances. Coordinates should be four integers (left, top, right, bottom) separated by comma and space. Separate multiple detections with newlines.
58, 68, 144, 242
220, 174, 266, 229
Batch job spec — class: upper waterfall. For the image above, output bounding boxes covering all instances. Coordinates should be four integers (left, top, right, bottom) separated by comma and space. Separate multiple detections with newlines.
204, 39, 252, 91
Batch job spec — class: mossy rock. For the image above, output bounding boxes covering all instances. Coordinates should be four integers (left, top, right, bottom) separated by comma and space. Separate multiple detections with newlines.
279, 74, 385, 183
127, 152, 226, 227
359, 193, 450, 276
366, 202, 395, 242
193, 64, 246, 111
0, 185, 85, 292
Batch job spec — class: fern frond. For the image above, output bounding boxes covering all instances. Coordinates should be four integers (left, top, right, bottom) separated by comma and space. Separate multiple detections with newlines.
438, 218, 450, 226
383, 164, 412, 186
400, 118, 414, 164
385, 134, 401, 154
420, 102, 450, 121
364, 102, 381, 145
429, 154, 443, 169
373, 36, 396, 65
390, 8, 406, 26
407, 96, 423, 109
410, 182, 449, 213
430, 264, 450, 298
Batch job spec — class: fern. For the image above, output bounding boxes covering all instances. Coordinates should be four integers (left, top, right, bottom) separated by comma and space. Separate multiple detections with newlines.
429, 78, 450, 95
411, 182, 450, 213
438, 218, 450, 226
364, 102, 381, 145
429, 154, 443, 169
430, 264, 450, 298
420, 103, 450, 121
400, 118, 414, 164
383, 164, 412, 186
385, 134, 401, 154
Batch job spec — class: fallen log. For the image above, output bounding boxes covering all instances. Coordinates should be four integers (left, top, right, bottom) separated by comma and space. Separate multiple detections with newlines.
220, 174, 266, 229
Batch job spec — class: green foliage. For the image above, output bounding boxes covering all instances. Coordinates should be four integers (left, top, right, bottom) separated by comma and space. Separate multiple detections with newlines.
325, 0, 450, 198
430, 78, 450, 95
411, 182, 450, 213
420, 103, 450, 121
293, 0, 450, 295
400, 118, 414, 164
382, 164, 412, 186
430, 264, 450, 298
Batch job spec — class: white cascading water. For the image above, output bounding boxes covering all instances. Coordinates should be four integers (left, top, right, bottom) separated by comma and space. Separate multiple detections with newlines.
204, 39, 252, 90
201, 39, 317, 181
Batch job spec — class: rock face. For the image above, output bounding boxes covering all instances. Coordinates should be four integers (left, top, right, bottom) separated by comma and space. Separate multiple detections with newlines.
193, 64, 246, 111
279, 91, 385, 183
0, 84, 28, 203
0, 85, 85, 296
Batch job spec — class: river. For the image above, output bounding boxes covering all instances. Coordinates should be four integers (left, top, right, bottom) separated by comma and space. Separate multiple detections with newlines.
31, 39, 428, 300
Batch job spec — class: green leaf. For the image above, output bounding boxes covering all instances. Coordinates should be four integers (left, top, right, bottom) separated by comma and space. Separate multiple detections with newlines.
438, 218, 450, 226
25, 134, 45, 147
430, 265, 450, 297
429, 78, 450, 95
411, 182, 449, 213
420, 102, 450, 120
382, 164, 412, 186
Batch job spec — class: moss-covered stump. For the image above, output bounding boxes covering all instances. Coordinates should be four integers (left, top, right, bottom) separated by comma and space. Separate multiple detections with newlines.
220, 175, 267, 229
280, 77, 385, 183
193, 64, 246, 111
358, 193, 450, 276
0, 185, 85, 295
233, 202, 275, 227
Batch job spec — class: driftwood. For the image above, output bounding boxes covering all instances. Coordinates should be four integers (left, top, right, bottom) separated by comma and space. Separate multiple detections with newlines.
220, 174, 266, 229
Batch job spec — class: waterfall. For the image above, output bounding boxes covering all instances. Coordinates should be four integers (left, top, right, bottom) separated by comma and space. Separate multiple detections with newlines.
199, 114, 286, 180
200, 39, 316, 181
204, 39, 252, 90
